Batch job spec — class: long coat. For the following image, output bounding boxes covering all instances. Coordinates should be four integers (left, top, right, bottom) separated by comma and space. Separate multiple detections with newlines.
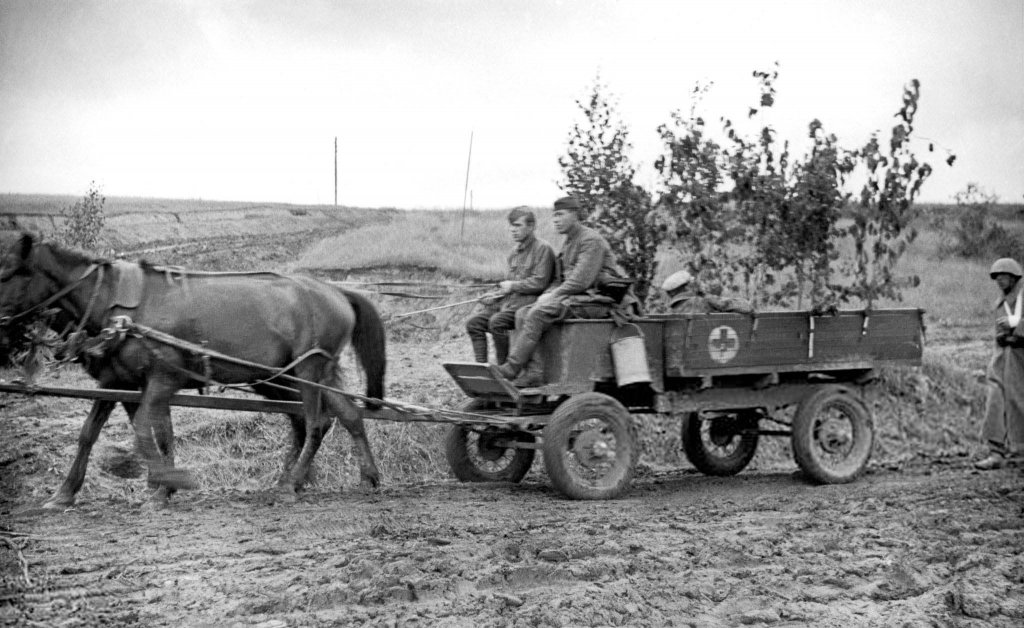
982, 278, 1024, 453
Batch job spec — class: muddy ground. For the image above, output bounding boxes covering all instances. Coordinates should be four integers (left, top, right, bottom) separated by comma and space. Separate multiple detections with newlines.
1, 448, 1022, 627
1, 229, 1023, 627
2, 350, 1023, 628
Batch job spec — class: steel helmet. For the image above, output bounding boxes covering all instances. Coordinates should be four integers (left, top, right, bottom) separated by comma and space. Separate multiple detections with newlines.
990, 258, 1023, 279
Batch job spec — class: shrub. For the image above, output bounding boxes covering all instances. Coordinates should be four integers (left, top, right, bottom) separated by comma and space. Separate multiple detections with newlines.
56, 182, 105, 250
941, 183, 1024, 260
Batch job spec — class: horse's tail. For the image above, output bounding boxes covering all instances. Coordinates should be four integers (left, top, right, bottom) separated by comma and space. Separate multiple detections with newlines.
340, 287, 386, 410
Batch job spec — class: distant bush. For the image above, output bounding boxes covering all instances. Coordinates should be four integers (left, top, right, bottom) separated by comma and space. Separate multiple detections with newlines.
941, 183, 1024, 260
56, 181, 105, 250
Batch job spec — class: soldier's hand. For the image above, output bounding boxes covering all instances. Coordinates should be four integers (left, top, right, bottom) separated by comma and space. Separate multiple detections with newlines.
498, 280, 514, 294
996, 317, 1011, 333
536, 292, 554, 305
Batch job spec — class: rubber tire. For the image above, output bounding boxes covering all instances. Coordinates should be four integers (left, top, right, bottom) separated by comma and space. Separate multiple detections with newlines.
542, 392, 637, 500
681, 411, 759, 476
445, 400, 536, 483
791, 385, 874, 484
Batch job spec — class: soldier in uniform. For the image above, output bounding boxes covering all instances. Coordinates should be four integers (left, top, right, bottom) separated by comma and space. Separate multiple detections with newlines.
662, 270, 754, 315
465, 207, 555, 364
494, 196, 633, 387
976, 257, 1024, 469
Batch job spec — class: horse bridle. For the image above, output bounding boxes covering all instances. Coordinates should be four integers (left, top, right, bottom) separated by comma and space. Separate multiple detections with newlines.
0, 263, 105, 335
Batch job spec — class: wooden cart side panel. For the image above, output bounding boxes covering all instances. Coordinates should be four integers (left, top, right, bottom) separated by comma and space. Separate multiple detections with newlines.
539, 320, 665, 392
665, 309, 923, 376
813, 311, 923, 362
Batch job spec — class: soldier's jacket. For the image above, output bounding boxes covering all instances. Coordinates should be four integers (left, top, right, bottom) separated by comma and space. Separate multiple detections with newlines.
670, 294, 754, 315
495, 234, 555, 312
546, 223, 626, 304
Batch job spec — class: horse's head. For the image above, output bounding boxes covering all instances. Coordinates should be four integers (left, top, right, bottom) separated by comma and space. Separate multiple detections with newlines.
0, 233, 55, 345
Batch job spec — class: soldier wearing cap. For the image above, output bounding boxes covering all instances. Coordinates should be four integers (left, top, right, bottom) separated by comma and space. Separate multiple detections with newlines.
976, 257, 1024, 469
662, 270, 754, 315
465, 207, 555, 364
494, 196, 633, 387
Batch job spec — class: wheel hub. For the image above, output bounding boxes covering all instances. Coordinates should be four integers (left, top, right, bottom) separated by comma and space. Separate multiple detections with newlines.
708, 420, 738, 447
817, 420, 851, 454
572, 428, 613, 467
476, 430, 508, 462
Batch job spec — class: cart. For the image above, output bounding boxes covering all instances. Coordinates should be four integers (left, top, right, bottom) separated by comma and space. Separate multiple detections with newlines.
442, 308, 925, 499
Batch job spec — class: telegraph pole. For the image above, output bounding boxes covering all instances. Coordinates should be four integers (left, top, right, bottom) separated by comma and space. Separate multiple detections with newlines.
460, 130, 473, 241
334, 136, 338, 207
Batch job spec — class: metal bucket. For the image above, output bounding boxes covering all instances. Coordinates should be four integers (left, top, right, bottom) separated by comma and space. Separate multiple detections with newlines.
609, 323, 652, 386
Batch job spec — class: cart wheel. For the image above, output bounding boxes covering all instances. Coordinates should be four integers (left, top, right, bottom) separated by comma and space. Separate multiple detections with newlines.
445, 400, 536, 483
792, 385, 873, 484
681, 411, 759, 476
542, 392, 637, 500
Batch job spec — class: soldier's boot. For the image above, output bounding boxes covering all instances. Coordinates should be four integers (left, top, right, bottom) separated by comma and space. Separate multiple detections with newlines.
492, 334, 510, 366
512, 354, 544, 388
471, 336, 489, 363
492, 359, 521, 380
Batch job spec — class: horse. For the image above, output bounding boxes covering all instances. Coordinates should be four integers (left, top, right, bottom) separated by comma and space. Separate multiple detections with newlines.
0, 232, 386, 507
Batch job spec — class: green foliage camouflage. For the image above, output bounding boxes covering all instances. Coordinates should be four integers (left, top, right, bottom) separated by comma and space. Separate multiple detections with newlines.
558, 78, 658, 302
560, 66, 953, 310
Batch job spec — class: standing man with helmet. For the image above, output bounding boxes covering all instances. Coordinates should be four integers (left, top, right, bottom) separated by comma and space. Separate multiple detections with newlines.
976, 257, 1024, 469
465, 207, 555, 364
494, 196, 634, 387
661, 270, 754, 314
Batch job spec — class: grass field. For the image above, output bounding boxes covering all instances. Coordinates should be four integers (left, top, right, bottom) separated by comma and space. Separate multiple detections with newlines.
0, 192, 380, 216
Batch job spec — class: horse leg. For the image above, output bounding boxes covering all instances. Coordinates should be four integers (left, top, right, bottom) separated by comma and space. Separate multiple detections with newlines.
42, 399, 116, 509
251, 384, 307, 488
277, 412, 306, 488
134, 375, 194, 500
280, 373, 333, 498
322, 368, 380, 490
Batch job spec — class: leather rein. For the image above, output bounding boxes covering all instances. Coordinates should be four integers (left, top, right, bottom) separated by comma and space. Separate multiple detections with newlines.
0, 263, 106, 338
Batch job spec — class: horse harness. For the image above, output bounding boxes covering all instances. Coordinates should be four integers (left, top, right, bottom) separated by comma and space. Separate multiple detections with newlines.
3, 259, 336, 395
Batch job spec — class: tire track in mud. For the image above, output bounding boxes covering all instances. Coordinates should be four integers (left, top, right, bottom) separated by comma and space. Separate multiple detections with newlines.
3, 466, 1023, 627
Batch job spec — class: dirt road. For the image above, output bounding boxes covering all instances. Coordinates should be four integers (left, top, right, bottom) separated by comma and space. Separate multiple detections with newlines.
2, 453, 1022, 627
1, 224, 1022, 626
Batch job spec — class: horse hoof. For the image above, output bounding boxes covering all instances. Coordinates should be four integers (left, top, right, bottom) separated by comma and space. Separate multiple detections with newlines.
275, 489, 299, 504
42, 496, 74, 510
151, 468, 197, 491
141, 498, 171, 513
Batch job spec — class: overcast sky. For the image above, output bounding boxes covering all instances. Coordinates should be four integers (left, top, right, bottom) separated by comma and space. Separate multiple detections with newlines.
1, 0, 1021, 208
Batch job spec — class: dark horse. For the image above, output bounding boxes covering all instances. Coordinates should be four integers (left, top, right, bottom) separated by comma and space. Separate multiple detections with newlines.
0, 232, 386, 507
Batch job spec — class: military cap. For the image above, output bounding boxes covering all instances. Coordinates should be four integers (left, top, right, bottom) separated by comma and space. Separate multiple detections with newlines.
553, 196, 583, 213
661, 270, 694, 293
990, 258, 1023, 279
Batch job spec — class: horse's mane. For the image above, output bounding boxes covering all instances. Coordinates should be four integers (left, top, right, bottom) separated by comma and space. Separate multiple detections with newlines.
39, 237, 111, 267
137, 257, 286, 279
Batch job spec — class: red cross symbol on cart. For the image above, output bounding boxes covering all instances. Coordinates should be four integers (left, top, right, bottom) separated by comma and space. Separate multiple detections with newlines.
708, 325, 739, 364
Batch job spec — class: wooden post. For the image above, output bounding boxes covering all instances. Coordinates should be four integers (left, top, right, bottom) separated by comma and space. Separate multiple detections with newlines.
460, 131, 473, 241
334, 136, 338, 207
